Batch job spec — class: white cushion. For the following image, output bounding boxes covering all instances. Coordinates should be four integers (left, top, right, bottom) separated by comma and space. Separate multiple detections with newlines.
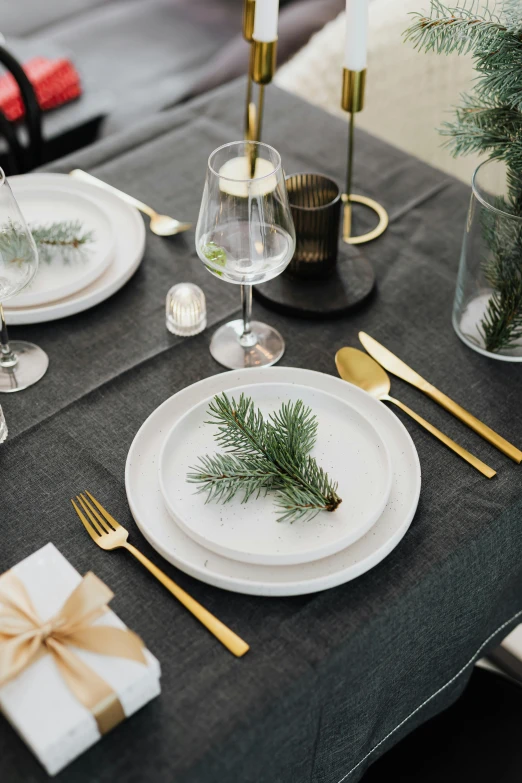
275, 0, 483, 183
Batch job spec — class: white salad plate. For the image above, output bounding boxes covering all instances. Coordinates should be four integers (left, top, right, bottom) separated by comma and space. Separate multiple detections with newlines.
158, 382, 392, 566
4, 174, 145, 324
126, 368, 421, 596
8, 184, 115, 308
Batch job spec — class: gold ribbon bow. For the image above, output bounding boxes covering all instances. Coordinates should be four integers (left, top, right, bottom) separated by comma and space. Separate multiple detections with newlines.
0, 570, 147, 734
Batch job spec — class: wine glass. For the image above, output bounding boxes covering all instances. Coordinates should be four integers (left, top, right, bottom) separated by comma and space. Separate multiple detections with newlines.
195, 140, 295, 368
0, 168, 48, 392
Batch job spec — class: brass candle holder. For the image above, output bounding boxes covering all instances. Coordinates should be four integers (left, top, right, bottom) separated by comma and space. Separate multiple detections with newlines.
243, 0, 256, 141
243, 0, 277, 145
341, 67, 388, 245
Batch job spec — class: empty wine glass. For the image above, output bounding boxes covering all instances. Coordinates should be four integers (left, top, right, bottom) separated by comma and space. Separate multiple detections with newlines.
0, 168, 48, 392
196, 140, 295, 368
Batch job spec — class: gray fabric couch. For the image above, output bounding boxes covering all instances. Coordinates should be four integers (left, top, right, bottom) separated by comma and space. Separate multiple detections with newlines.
0, 0, 343, 167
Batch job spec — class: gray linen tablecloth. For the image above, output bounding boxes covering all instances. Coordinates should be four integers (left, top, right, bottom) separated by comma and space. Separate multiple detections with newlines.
1, 81, 522, 783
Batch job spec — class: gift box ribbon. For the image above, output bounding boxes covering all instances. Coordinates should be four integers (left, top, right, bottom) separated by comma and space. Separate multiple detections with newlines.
0, 570, 147, 734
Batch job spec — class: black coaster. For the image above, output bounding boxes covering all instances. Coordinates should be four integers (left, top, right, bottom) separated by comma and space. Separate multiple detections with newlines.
253, 246, 375, 319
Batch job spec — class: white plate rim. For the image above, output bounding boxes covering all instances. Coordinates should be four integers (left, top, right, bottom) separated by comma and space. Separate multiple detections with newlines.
125, 368, 421, 596
157, 381, 393, 566
4, 173, 145, 324
8, 184, 116, 307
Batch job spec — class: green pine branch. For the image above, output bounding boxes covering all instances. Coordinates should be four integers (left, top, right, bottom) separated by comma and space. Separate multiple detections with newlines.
0, 220, 33, 266
188, 453, 281, 505
31, 221, 94, 264
439, 97, 522, 165
187, 393, 342, 524
478, 185, 522, 351
404, 1, 509, 56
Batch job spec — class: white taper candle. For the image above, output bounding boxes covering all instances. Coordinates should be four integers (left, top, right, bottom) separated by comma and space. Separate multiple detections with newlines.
344, 0, 368, 71
253, 0, 279, 42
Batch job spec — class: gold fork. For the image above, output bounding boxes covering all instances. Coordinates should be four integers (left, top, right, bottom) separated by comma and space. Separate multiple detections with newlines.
71, 491, 249, 657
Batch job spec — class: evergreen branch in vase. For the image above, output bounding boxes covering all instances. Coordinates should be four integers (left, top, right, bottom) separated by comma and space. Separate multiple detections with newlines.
405, 0, 522, 353
439, 95, 522, 166
478, 185, 522, 351
187, 393, 342, 524
404, 1, 509, 56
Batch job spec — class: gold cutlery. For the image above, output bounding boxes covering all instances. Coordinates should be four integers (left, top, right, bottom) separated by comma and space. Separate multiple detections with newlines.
335, 348, 496, 478
359, 331, 522, 463
69, 169, 192, 236
71, 491, 249, 657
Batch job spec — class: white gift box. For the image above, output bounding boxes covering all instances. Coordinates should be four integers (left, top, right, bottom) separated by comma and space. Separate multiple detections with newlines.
0, 543, 161, 776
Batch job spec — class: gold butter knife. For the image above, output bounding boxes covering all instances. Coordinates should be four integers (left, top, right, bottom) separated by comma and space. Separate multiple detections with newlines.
359, 331, 522, 463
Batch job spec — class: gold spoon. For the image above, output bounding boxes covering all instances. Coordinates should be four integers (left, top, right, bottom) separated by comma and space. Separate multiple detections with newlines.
69, 169, 192, 236
335, 347, 496, 479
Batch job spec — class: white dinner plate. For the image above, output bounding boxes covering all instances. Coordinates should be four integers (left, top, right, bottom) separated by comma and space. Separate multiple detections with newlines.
8, 184, 115, 307
126, 368, 421, 596
4, 174, 145, 324
158, 382, 392, 566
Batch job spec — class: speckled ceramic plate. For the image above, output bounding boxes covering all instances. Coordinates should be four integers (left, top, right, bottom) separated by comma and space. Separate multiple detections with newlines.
4, 174, 145, 324
158, 383, 392, 566
126, 368, 421, 596
8, 184, 115, 307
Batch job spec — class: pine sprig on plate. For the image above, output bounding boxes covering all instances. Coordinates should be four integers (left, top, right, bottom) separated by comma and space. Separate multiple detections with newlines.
189, 453, 280, 505
187, 393, 342, 524
0, 219, 94, 267
269, 398, 318, 459
31, 221, 94, 264
0, 220, 33, 266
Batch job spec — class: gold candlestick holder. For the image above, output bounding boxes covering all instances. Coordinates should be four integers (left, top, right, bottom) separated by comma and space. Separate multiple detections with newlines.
243, 0, 256, 141
341, 67, 388, 245
243, 0, 277, 145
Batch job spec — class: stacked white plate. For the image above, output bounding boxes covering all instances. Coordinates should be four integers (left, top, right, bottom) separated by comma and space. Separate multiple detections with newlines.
126, 367, 421, 596
4, 173, 145, 325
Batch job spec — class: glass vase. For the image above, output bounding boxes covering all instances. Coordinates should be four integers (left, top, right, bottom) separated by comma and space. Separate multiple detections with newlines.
453, 158, 522, 361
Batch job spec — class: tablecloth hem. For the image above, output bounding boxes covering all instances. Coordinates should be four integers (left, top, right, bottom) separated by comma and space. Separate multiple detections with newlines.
335, 609, 522, 782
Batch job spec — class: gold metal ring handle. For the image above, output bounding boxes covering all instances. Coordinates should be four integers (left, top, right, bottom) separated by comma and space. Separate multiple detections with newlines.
342, 194, 389, 244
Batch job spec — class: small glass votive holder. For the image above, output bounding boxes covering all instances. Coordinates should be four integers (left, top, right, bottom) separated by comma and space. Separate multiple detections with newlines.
0, 405, 7, 444
284, 173, 341, 280
166, 283, 207, 336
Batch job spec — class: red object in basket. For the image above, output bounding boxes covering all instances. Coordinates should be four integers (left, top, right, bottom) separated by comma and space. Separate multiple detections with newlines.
0, 57, 82, 121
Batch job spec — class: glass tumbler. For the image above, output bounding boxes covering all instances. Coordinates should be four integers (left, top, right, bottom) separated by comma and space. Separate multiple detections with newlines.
284, 173, 341, 280
453, 158, 522, 361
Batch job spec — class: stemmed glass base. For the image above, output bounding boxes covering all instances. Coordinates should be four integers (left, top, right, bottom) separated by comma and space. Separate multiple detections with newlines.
210, 319, 285, 369
0, 341, 49, 392
209, 283, 285, 369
